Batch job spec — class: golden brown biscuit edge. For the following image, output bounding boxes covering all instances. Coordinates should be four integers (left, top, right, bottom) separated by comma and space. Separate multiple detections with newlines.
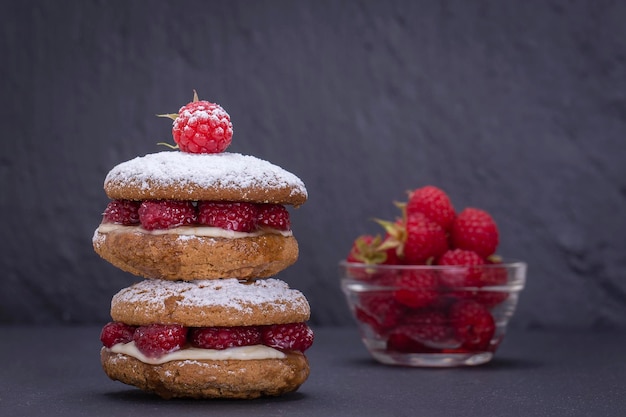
101, 349, 310, 399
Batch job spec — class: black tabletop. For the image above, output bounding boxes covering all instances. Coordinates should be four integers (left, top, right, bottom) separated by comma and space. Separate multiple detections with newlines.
0, 326, 624, 417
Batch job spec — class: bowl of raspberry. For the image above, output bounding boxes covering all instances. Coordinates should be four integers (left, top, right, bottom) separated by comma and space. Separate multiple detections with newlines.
340, 186, 527, 367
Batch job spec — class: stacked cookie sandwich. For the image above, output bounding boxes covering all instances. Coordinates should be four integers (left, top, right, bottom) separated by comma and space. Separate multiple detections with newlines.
93, 93, 313, 399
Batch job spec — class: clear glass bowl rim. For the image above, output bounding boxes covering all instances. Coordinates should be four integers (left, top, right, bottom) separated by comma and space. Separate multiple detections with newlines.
339, 259, 527, 271
339, 259, 527, 291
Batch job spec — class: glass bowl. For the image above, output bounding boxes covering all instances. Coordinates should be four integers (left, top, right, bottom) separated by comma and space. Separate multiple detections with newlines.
340, 260, 527, 367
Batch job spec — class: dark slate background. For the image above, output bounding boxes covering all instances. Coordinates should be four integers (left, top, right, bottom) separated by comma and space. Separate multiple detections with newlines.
1, 0, 625, 328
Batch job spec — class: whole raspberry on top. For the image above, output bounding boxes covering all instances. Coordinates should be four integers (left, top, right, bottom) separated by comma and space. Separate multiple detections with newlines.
159, 91, 233, 154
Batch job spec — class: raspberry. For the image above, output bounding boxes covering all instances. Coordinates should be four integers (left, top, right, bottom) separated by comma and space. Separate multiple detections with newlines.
138, 200, 197, 230
100, 321, 137, 348
261, 323, 314, 352
358, 291, 404, 334
102, 200, 141, 225
197, 201, 258, 232
387, 310, 458, 352
387, 330, 438, 353
368, 268, 400, 287
256, 204, 291, 231
403, 213, 449, 264
475, 263, 509, 308
133, 324, 188, 358
354, 307, 384, 334
171, 94, 233, 154
449, 300, 495, 351
403, 310, 453, 340
451, 208, 499, 258
437, 249, 485, 288
379, 235, 401, 265
346, 235, 399, 266
406, 186, 456, 231
346, 235, 377, 263
190, 326, 262, 350
393, 269, 439, 309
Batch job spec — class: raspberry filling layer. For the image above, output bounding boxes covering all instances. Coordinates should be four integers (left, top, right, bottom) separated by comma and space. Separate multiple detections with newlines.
100, 200, 292, 234
101, 322, 314, 364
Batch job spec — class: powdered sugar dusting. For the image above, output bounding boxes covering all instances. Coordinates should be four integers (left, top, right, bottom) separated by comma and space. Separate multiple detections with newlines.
104, 151, 307, 197
92, 229, 105, 246
112, 278, 308, 312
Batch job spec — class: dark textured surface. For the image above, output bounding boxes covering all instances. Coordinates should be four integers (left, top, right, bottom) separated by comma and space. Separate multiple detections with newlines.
1, 326, 625, 417
1, 0, 626, 326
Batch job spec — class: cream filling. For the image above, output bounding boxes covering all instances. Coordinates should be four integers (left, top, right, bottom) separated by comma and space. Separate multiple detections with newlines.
108, 341, 286, 365
97, 223, 292, 238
